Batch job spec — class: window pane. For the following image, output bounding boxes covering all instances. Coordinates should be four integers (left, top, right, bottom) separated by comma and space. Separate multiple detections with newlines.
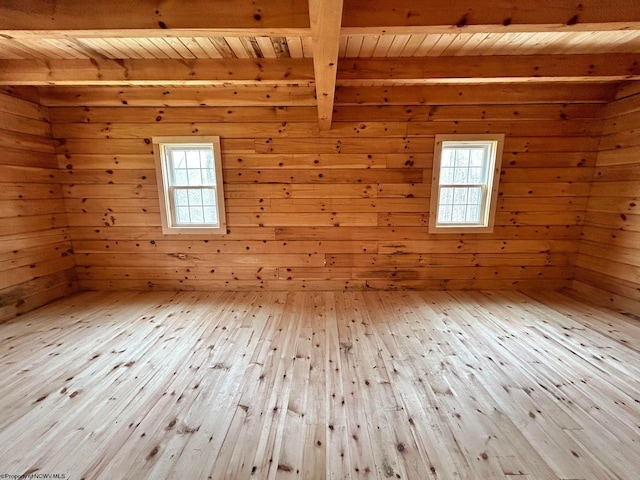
441, 149, 453, 167
441, 167, 454, 183
452, 204, 466, 222
468, 187, 481, 204
454, 149, 470, 167
189, 206, 204, 223
453, 167, 469, 184
202, 188, 216, 206
173, 188, 218, 225
171, 150, 186, 169
204, 151, 214, 170
174, 169, 188, 185
438, 205, 452, 222
437, 186, 484, 225
187, 169, 202, 185
203, 206, 218, 224
203, 166, 215, 185
174, 188, 188, 206
186, 150, 201, 169
188, 188, 202, 206
453, 187, 468, 204
469, 167, 483, 183
439, 187, 454, 204
176, 206, 190, 224
466, 204, 481, 223
470, 148, 484, 167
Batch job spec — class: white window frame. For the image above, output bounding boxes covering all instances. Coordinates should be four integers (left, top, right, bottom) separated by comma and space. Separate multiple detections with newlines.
153, 136, 227, 235
429, 134, 504, 233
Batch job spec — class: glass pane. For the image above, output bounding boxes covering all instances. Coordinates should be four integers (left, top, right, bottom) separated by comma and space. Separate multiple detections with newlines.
453, 167, 469, 184
453, 187, 468, 204
188, 169, 202, 186
469, 167, 483, 183
176, 206, 190, 224
202, 188, 216, 206
203, 166, 215, 185
171, 150, 186, 169
203, 206, 218, 224
470, 148, 484, 167
468, 187, 481, 204
452, 204, 466, 222
441, 167, 454, 184
438, 205, 452, 222
204, 151, 214, 170
190, 206, 204, 223
186, 150, 201, 169
439, 187, 454, 204
174, 169, 188, 185
454, 149, 470, 167
188, 188, 203, 206
441, 149, 453, 167
174, 188, 188, 206
466, 204, 481, 223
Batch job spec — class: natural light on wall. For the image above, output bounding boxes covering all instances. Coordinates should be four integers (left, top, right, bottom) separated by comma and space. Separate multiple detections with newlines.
429, 134, 504, 233
153, 136, 227, 234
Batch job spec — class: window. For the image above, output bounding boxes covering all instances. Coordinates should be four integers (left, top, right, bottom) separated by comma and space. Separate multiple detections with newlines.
153, 136, 227, 234
429, 134, 504, 233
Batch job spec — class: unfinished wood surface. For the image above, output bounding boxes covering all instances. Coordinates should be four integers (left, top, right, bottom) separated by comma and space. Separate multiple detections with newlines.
0, 290, 638, 479
0, 0, 311, 31
308, 0, 343, 129
0, 0, 637, 135
49, 89, 603, 292
571, 88, 640, 315
0, 91, 77, 322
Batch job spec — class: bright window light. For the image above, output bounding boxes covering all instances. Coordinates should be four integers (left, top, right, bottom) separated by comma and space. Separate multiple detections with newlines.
429, 134, 504, 233
153, 136, 227, 234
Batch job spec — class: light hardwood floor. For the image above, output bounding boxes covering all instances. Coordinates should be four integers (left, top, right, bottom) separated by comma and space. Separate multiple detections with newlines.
0, 290, 639, 479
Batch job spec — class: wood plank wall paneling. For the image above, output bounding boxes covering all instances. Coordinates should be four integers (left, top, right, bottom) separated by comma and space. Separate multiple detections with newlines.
0, 91, 78, 322
572, 88, 640, 315
48, 87, 606, 292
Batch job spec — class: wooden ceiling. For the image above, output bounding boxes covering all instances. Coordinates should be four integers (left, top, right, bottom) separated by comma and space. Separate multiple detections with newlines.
1, 0, 639, 128
3, 31, 640, 61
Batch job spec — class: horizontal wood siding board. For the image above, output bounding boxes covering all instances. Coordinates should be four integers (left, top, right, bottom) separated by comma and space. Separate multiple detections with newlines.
48, 104, 604, 124
38, 86, 318, 107
39, 84, 616, 292
49, 120, 601, 139
0, 269, 77, 321
571, 90, 640, 313
0, 92, 77, 322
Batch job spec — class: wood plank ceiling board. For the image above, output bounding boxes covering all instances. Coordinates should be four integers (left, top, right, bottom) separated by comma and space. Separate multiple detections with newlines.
336, 54, 640, 86
330, 31, 640, 59
0, 0, 639, 127
0, 0, 311, 31
0, 58, 316, 86
340, 0, 640, 33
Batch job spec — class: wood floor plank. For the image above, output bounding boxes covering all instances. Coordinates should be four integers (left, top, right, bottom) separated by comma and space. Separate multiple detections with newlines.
0, 290, 638, 479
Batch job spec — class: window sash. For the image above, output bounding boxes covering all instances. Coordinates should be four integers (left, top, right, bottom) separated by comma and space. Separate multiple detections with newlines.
437, 184, 488, 226
153, 136, 227, 234
168, 186, 219, 227
429, 134, 504, 233
165, 145, 216, 188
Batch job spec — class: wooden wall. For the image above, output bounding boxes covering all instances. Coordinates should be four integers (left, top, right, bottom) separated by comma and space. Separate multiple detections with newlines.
0, 88, 77, 322
573, 83, 640, 314
41, 84, 605, 292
